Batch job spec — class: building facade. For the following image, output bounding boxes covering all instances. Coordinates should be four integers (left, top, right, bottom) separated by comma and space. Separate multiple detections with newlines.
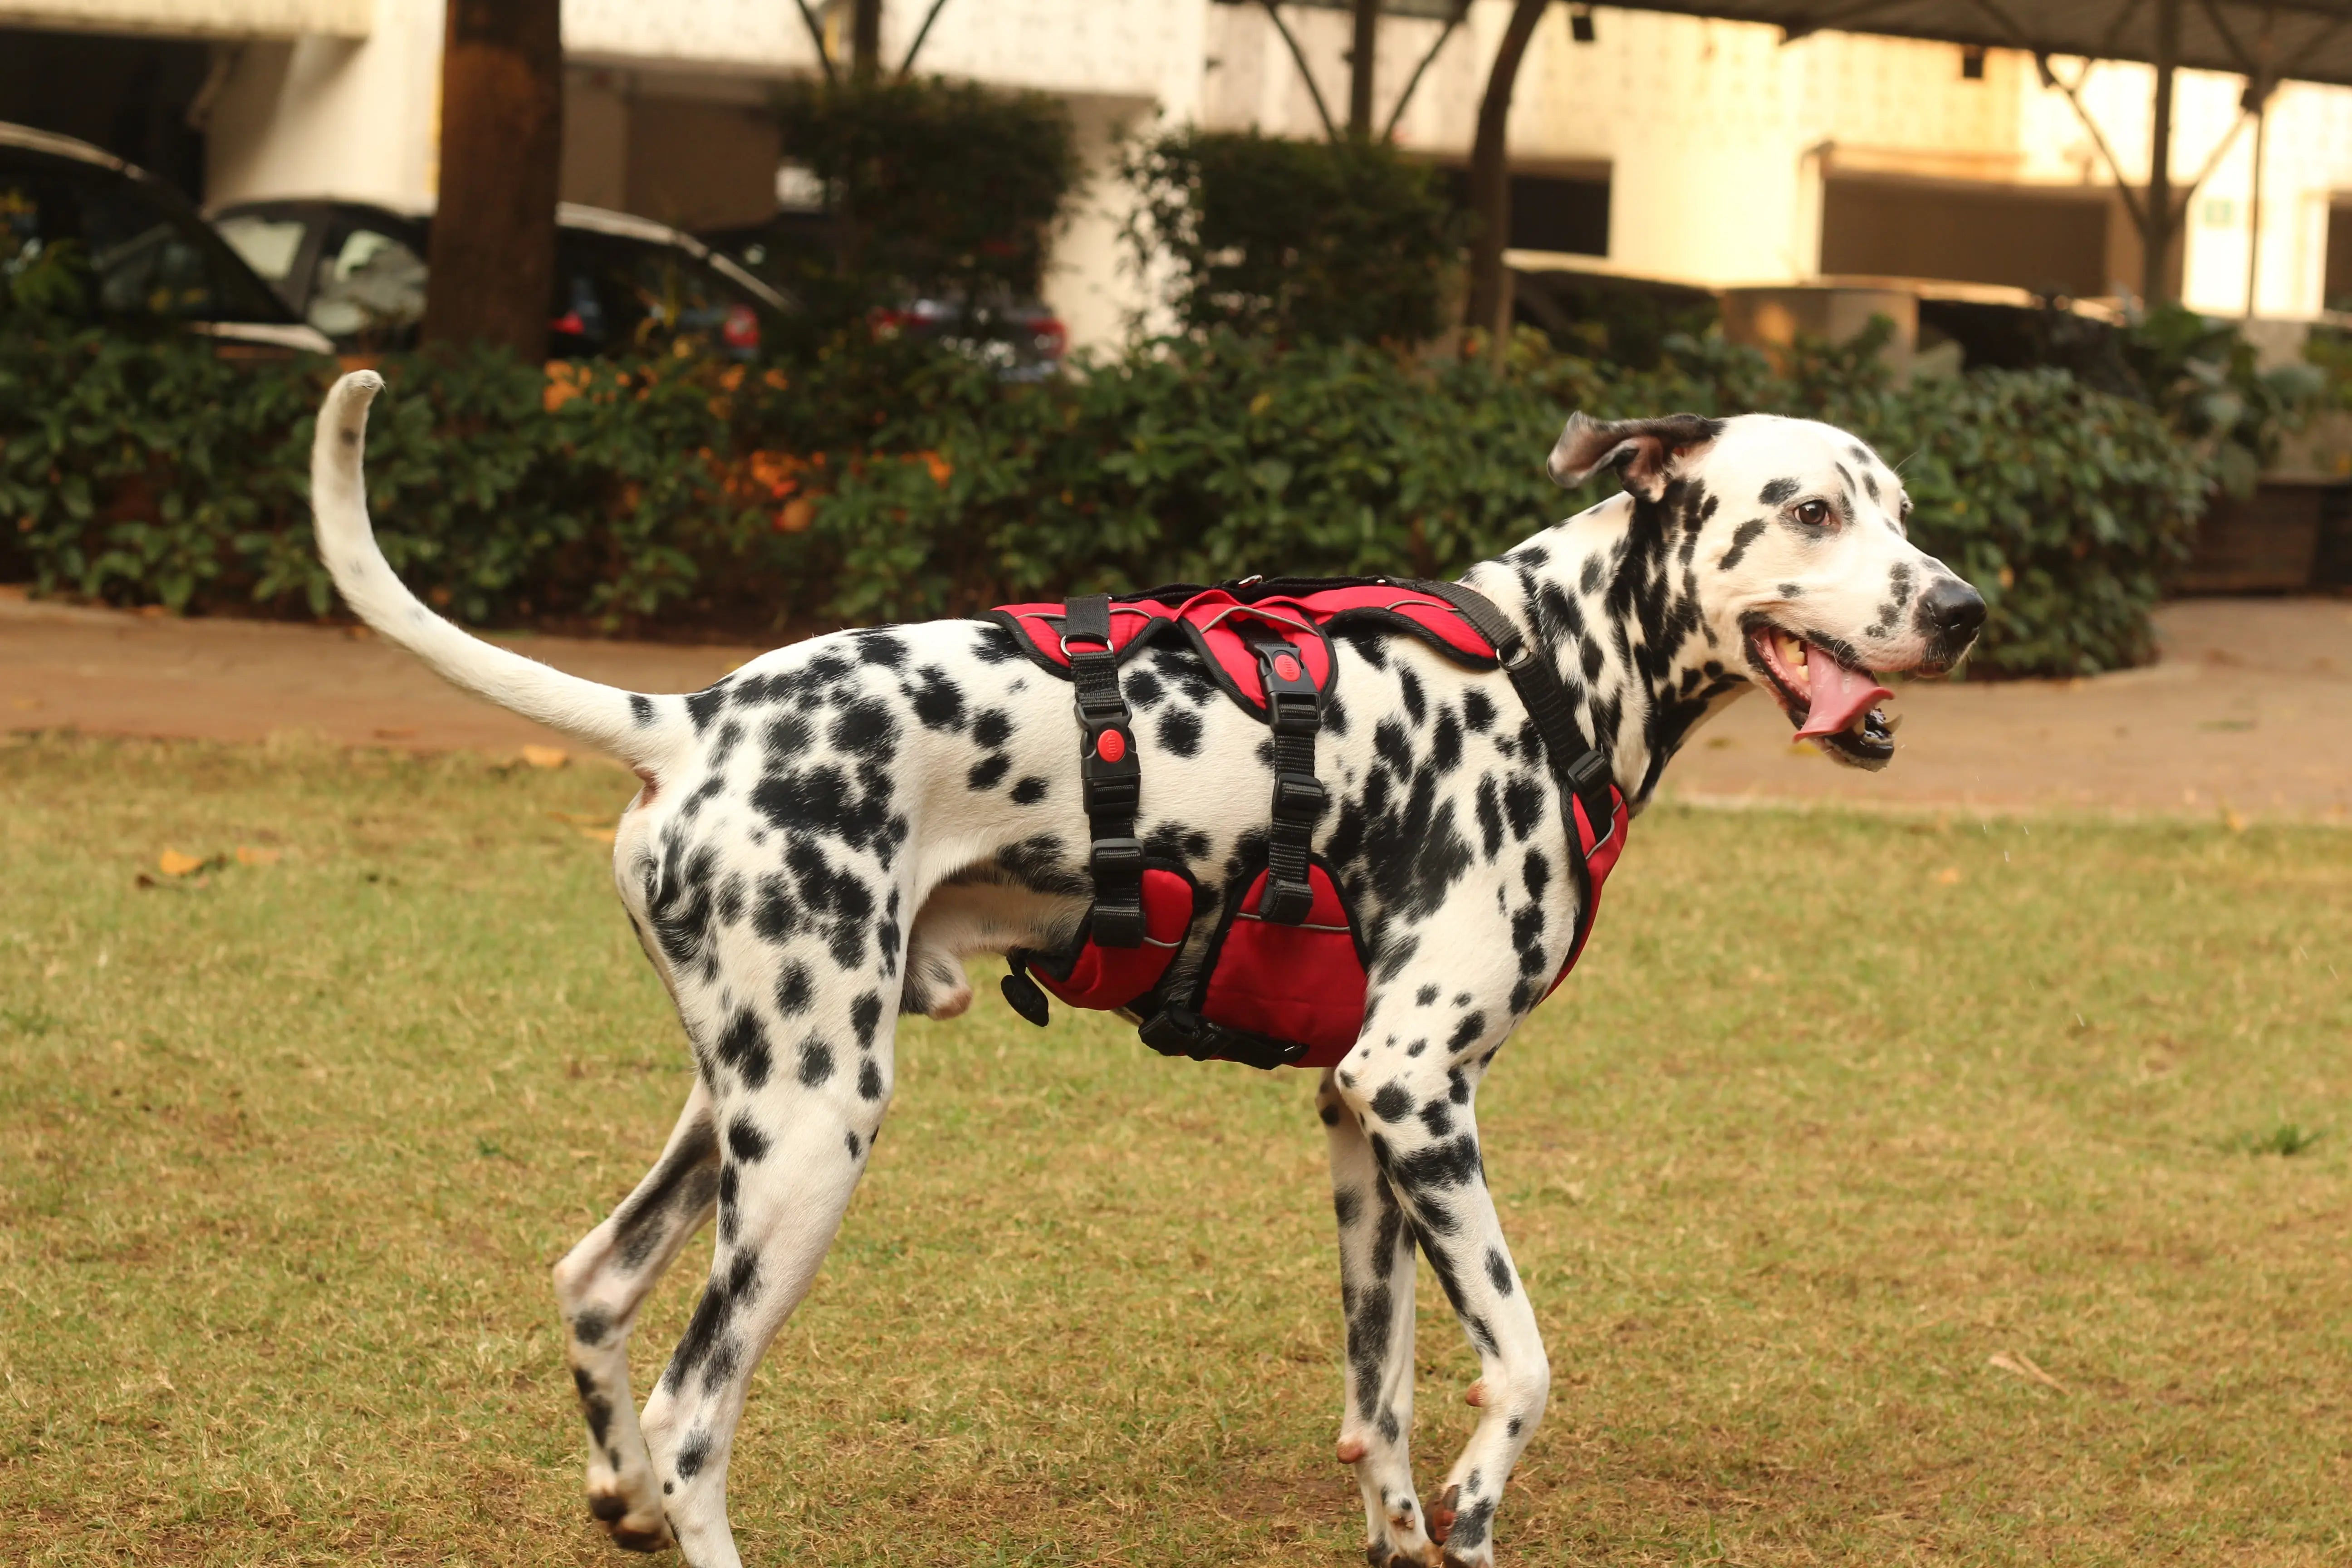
7, 0, 2352, 345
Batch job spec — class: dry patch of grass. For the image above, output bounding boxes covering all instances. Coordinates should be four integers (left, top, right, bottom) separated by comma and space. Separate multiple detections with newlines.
2, 735, 2347, 1565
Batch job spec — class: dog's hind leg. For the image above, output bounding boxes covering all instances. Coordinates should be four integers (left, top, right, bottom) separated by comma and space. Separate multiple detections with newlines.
635, 953, 899, 1568
1319, 1071, 1441, 1568
552, 1078, 720, 1552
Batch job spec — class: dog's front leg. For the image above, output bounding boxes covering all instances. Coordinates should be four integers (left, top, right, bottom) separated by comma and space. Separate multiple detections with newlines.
1334, 1007, 1547, 1568
1318, 1070, 1439, 1567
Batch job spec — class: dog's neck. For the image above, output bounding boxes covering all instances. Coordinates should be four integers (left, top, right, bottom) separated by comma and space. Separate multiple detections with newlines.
1460, 483, 1749, 811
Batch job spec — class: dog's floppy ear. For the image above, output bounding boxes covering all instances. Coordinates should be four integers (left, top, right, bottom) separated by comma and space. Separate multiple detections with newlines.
1548, 412, 1725, 501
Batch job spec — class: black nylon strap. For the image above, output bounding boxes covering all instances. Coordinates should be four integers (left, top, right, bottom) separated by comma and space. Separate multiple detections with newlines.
1405, 578, 1617, 849
1239, 622, 1324, 924
1064, 593, 1146, 946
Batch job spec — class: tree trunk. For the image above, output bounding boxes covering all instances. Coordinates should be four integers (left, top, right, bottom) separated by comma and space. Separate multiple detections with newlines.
1461, 0, 1547, 362
422, 0, 562, 361
1349, 0, 1379, 139
852, 0, 884, 83
2143, 0, 2178, 302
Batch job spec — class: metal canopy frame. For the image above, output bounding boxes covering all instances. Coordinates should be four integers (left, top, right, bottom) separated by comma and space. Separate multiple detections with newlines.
1598, 0, 2352, 300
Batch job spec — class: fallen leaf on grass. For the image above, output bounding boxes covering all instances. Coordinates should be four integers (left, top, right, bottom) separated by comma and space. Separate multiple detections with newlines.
520, 745, 569, 769
235, 845, 282, 866
1988, 1352, 2067, 1392
578, 827, 617, 844
157, 848, 206, 877
1933, 866, 1962, 885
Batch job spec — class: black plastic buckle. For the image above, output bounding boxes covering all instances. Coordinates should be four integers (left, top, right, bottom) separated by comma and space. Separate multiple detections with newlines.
1089, 837, 1145, 878
1000, 957, 1051, 1027
1562, 750, 1616, 846
1137, 1007, 1310, 1071
1083, 766, 1139, 818
1073, 686, 1127, 724
1266, 689, 1318, 736
1255, 875, 1315, 925
1090, 897, 1147, 948
1270, 773, 1327, 825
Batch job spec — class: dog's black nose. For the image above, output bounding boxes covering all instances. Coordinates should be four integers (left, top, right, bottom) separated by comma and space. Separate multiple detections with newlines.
1918, 577, 1986, 643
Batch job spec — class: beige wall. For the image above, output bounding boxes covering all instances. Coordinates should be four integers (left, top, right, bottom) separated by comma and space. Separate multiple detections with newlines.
1197, 1, 2352, 316
1040, 92, 1159, 352
204, 0, 441, 208
621, 98, 779, 230
131, 0, 2352, 336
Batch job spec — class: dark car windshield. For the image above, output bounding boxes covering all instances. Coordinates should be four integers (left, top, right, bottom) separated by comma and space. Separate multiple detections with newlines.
210, 199, 771, 358
552, 231, 764, 358
1, 150, 292, 323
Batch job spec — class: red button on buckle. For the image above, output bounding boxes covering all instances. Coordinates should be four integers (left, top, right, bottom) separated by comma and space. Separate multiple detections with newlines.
1272, 653, 1302, 683
1096, 729, 1128, 763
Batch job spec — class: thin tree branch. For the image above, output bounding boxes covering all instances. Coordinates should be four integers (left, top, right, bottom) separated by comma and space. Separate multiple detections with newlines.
1259, 0, 1341, 142
1382, 0, 1470, 141
791, 0, 838, 85
898, 0, 954, 77
2171, 98, 2254, 211
2034, 53, 2146, 234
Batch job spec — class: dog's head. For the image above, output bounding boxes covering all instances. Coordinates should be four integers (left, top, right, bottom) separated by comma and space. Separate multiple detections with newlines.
1551, 411, 1985, 769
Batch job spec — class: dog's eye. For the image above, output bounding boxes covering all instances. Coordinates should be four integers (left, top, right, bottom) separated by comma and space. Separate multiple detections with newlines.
1794, 499, 1833, 528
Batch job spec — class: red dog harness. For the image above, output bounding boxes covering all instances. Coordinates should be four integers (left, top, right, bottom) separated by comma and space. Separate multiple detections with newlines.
982, 577, 1627, 1071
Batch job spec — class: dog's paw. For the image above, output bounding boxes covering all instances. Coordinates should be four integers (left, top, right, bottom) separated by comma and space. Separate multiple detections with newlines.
587, 1490, 674, 1553
1362, 1544, 1443, 1568
1427, 1483, 1460, 1543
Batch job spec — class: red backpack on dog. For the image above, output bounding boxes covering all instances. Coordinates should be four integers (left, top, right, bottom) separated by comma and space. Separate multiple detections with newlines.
981, 577, 1627, 1071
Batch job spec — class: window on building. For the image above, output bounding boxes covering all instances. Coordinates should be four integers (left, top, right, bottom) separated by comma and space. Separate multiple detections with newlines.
0, 27, 214, 201
2324, 202, 2352, 311
1820, 175, 2111, 298
1443, 168, 1610, 257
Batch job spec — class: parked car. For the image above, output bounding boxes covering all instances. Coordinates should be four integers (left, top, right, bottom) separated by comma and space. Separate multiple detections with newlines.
209, 197, 791, 360
699, 215, 1068, 380
0, 122, 330, 353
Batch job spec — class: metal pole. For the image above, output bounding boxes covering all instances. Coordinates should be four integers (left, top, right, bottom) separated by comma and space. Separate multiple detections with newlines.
2146, 0, 2179, 301
2244, 86, 2268, 318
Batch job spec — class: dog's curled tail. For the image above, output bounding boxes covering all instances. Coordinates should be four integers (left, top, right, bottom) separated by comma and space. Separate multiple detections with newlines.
311, 371, 690, 773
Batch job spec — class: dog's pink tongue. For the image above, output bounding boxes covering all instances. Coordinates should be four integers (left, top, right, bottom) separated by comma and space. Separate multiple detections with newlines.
1793, 644, 1892, 740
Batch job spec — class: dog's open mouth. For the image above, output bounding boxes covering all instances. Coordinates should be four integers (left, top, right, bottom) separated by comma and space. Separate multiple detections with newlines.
1747, 624, 1896, 768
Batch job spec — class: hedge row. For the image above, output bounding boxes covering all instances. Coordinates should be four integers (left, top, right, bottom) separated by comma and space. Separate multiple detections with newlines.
0, 323, 2211, 676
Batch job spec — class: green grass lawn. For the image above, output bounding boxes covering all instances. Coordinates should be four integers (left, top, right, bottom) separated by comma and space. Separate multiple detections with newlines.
3, 733, 2347, 1567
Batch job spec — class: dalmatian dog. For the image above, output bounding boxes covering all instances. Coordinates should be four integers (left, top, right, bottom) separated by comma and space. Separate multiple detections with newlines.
309, 372, 1982, 1568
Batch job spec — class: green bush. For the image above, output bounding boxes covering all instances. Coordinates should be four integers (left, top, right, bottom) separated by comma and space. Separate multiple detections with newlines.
0, 329, 771, 626
0, 320, 2210, 676
1119, 129, 1461, 345
1842, 368, 2210, 674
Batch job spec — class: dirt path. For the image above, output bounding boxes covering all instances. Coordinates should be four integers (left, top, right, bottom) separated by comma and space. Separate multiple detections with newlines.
5, 589, 2347, 818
